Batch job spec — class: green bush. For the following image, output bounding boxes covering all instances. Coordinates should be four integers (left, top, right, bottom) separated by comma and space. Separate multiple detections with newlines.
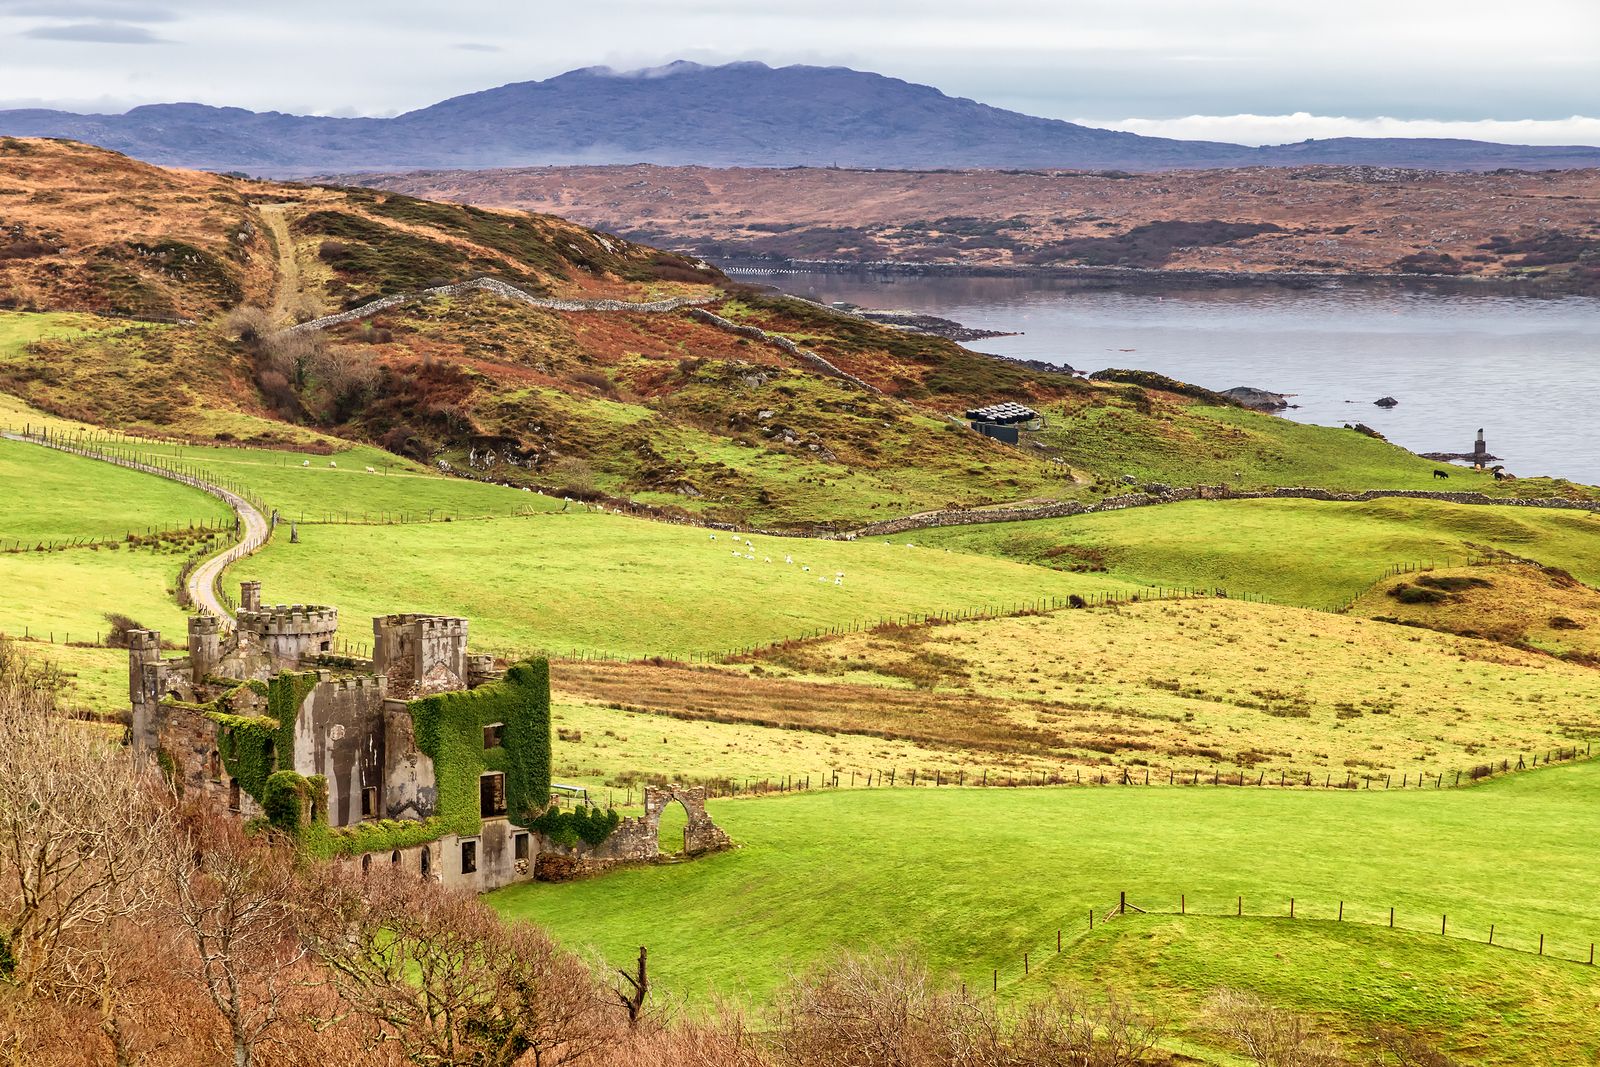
529, 804, 620, 848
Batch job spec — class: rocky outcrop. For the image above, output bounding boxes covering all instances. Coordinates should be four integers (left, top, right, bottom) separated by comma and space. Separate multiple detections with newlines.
1222, 386, 1291, 411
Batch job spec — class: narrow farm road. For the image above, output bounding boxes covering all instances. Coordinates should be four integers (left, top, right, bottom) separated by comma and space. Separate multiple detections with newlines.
3, 431, 269, 622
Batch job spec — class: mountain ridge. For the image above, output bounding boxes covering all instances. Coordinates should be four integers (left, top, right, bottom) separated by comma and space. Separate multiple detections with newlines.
3, 60, 1597, 174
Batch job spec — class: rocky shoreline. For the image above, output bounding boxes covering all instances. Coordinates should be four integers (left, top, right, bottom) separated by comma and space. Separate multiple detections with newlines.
721, 258, 1560, 296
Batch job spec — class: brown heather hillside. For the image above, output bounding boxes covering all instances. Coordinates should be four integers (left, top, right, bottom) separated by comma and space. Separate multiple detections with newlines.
0, 140, 1543, 527
346, 163, 1600, 289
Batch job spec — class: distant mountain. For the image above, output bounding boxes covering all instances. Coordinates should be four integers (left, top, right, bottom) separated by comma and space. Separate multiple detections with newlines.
3, 60, 1598, 175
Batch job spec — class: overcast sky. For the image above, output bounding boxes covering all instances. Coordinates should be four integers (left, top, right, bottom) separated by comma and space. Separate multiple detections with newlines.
1, 0, 1596, 145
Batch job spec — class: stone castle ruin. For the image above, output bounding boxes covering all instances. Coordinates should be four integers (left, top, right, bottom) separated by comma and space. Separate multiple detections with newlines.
130, 582, 726, 889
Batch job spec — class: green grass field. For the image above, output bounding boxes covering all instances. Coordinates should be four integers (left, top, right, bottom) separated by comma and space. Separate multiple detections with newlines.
66, 436, 560, 522
0, 543, 195, 644
492, 760, 1600, 1052
234, 513, 1134, 657
1040, 914, 1600, 1065
908, 497, 1600, 608
0, 437, 233, 546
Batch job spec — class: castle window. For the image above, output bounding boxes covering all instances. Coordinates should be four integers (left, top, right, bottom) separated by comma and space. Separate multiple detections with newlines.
208, 751, 221, 782
420, 847, 431, 878
228, 780, 241, 812
390, 850, 400, 865
482, 722, 504, 749
361, 786, 379, 820
514, 833, 529, 861
361, 854, 371, 875
460, 840, 477, 874
480, 773, 507, 818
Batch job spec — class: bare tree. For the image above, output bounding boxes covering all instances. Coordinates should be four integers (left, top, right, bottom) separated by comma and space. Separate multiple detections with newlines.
1208, 989, 1348, 1067
307, 870, 619, 1067
770, 951, 1004, 1067
0, 639, 170, 994
163, 810, 307, 1067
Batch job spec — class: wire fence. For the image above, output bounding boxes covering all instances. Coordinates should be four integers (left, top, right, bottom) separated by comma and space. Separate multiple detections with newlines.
976, 888, 1598, 996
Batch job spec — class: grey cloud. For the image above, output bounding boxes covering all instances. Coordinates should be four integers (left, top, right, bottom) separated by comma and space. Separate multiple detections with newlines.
21, 20, 168, 43
453, 42, 501, 53
1, 1, 175, 20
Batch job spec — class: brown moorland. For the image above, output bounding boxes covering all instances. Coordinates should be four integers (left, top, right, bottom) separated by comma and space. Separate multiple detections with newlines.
346, 163, 1600, 289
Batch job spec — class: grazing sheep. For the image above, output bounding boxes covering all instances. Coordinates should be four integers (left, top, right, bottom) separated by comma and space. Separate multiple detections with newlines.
802, 566, 811, 573
365, 466, 376, 473
301, 460, 309, 467
329, 460, 337, 468
785, 555, 793, 565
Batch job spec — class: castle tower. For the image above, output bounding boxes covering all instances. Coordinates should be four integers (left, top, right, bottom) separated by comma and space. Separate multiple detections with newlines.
240, 580, 262, 613
236, 603, 340, 668
187, 615, 223, 680
127, 630, 165, 752
1473, 429, 1487, 463
373, 614, 470, 697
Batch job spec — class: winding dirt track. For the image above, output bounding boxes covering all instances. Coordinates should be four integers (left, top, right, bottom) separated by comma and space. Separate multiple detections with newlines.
2, 432, 269, 621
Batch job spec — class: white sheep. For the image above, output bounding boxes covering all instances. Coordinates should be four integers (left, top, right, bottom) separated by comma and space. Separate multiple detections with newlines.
709, 533, 717, 540
301, 460, 309, 467
802, 565, 810, 573
785, 555, 793, 565
365, 466, 376, 473
328, 460, 337, 468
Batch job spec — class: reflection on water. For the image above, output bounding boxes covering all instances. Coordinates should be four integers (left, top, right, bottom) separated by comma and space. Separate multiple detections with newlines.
746, 271, 1600, 485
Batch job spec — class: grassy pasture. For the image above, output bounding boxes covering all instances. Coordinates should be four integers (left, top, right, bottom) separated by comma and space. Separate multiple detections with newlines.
233, 513, 1134, 658
1351, 562, 1600, 660
908, 497, 1600, 607
491, 761, 1600, 1019
71, 436, 558, 521
1038, 914, 1600, 1065
737, 598, 1600, 779
0, 437, 233, 546
0, 543, 196, 644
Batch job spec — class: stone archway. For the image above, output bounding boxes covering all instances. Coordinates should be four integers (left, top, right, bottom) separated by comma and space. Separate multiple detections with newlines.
655, 797, 690, 855
641, 785, 732, 858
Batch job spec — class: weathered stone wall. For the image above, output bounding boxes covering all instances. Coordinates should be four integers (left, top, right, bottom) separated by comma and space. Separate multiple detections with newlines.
284, 277, 715, 336
535, 785, 731, 880
685, 306, 882, 395
846, 485, 1600, 540
373, 614, 469, 697
290, 673, 389, 828
380, 697, 436, 821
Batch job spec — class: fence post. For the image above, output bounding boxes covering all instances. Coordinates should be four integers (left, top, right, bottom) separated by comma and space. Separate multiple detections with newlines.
1389, 907, 1395, 929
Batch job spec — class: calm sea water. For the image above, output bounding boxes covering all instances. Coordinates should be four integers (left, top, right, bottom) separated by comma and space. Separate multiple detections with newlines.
743, 271, 1600, 485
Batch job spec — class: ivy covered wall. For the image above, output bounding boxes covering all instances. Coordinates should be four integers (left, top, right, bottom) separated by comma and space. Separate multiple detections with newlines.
408, 659, 552, 837
207, 673, 317, 805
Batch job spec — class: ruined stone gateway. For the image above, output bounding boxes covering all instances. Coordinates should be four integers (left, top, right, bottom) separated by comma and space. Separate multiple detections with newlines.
130, 581, 727, 889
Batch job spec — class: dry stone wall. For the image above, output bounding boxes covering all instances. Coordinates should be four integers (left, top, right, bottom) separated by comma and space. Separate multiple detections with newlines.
284, 277, 715, 335
847, 485, 1600, 539
685, 306, 882, 395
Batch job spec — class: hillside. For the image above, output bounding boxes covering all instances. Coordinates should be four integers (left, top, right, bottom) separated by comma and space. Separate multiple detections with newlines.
2, 139, 1529, 529
3, 61, 1600, 175
352, 162, 1600, 288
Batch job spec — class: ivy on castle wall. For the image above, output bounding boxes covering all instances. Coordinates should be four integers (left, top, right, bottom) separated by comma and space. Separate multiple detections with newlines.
207, 672, 319, 807
408, 659, 551, 838
528, 805, 620, 847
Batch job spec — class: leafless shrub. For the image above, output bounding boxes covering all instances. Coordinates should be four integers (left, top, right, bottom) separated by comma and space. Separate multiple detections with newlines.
225, 305, 276, 345
1365, 1026, 1456, 1067
102, 611, 149, 648
162, 810, 307, 1067
770, 951, 1004, 1067
1207, 989, 1348, 1067
1009, 985, 1164, 1066
0, 637, 176, 1058
310, 344, 381, 421
306, 868, 620, 1067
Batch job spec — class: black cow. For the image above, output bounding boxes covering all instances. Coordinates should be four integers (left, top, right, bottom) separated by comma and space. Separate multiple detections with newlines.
1433, 469, 1450, 479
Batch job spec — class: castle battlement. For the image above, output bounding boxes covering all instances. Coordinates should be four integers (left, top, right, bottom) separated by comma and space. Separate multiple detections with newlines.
326, 674, 386, 694
239, 605, 339, 636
